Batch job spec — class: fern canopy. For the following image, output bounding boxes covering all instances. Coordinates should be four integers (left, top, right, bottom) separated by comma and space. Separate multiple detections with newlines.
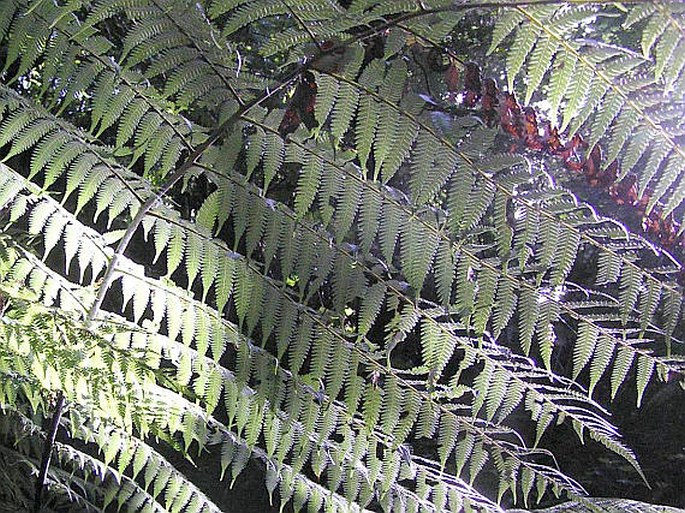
0, 1, 683, 512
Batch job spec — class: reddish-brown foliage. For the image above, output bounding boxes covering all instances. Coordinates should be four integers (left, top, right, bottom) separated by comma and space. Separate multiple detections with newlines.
446, 61, 684, 264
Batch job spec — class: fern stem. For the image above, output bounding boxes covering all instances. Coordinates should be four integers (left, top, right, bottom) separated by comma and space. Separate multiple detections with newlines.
85, 18, 432, 323
280, 0, 326, 52
35, 10, 195, 153
148, 0, 245, 107
86, 73, 301, 323
204, 152, 618, 420
654, 2, 685, 39
194, 141, 631, 464
322, 70, 683, 340
114, 160, 584, 497
327, 54, 683, 299
84, 11, 413, 322
33, 392, 65, 513
249, 113, 681, 363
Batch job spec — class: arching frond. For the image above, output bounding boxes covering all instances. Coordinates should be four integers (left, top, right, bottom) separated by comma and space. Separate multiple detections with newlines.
490, 3, 685, 220
0, 1, 683, 512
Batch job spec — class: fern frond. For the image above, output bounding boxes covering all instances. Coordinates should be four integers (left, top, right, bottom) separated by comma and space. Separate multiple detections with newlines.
248, 79, 683, 411
497, 3, 685, 217
1, 2, 684, 511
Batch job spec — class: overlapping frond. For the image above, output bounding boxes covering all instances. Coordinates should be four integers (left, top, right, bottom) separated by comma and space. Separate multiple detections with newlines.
0, 165, 512, 511
490, 3, 685, 221
0, 1, 683, 512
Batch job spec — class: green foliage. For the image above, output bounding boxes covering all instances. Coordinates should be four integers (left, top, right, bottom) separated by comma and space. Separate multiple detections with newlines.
0, 1, 683, 513
490, 3, 685, 217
